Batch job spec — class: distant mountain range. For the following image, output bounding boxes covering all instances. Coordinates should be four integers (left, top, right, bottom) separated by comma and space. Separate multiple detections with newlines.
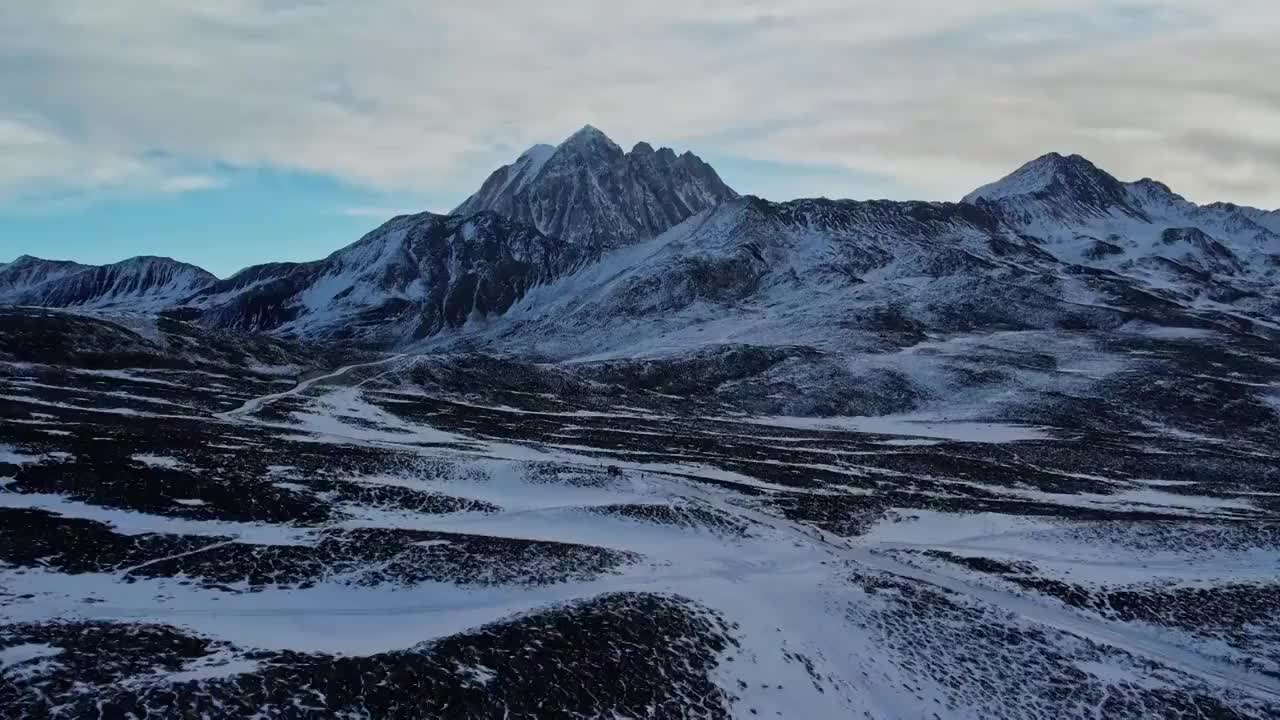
0, 255, 216, 311
4, 129, 1278, 349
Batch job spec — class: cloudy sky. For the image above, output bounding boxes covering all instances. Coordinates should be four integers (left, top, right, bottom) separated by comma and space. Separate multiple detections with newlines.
3, 1, 1278, 276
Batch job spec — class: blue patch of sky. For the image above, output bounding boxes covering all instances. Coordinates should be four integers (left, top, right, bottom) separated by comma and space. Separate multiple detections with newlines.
2, 139, 912, 276
0, 167, 459, 278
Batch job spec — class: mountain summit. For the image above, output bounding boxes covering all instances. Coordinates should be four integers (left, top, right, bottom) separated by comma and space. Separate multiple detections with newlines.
454, 126, 738, 249
961, 152, 1142, 221
963, 152, 1280, 281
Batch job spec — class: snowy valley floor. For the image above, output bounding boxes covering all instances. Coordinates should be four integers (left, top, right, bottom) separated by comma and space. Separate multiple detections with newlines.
2, 349, 1280, 719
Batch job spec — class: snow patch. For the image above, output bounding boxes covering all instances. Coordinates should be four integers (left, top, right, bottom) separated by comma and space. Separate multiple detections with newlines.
131, 454, 188, 470
0, 444, 72, 466
162, 651, 261, 683
740, 414, 1051, 443
0, 643, 62, 670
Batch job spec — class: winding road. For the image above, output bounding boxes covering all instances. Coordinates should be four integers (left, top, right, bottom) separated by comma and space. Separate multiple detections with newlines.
214, 353, 408, 423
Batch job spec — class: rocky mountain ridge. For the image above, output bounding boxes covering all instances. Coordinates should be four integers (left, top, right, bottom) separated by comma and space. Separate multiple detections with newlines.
0, 255, 216, 310
4, 135, 1278, 348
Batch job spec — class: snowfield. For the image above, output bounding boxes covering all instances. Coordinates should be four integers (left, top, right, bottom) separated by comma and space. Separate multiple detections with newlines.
2, 309, 1279, 718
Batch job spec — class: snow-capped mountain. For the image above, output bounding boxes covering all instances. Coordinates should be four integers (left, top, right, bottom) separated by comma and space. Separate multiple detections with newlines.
187, 210, 580, 344
454, 125, 738, 250
0, 255, 216, 310
171, 126, 738, 344
4, 143, 1277, 352
958, 152, 1280, 334
962, 152, 1143, 218
964, 153, 1280, 277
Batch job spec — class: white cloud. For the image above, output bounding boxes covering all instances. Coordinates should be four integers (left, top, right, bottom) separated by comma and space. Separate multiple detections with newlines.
159, 174, 226, 193
3, 1, 1279, 206
0, 116, 224, 202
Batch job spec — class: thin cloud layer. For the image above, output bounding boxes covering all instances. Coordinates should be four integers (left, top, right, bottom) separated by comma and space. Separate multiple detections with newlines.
3, 1, 1278, 207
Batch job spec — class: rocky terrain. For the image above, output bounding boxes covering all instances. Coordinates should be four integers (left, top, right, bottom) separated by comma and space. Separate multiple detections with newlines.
182, 211, 583, 345
2, 131, 1279, 718
2, 308, 1278, 718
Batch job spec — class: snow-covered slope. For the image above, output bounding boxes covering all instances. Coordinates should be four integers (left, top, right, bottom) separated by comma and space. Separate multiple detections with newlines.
429, 191, 1280, 361
454, 125, 739, 250
1207, 202, 1280, 235
460, 143, 557, 210
187, 211, 581, 344
0, 255, 216, 310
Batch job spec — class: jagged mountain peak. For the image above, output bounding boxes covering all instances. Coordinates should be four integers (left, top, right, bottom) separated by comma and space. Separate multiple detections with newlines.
542, 126, 625, 168
1017, 151, 1094, 171
454, 126, 738, 249
1034, 151, 1102, 170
